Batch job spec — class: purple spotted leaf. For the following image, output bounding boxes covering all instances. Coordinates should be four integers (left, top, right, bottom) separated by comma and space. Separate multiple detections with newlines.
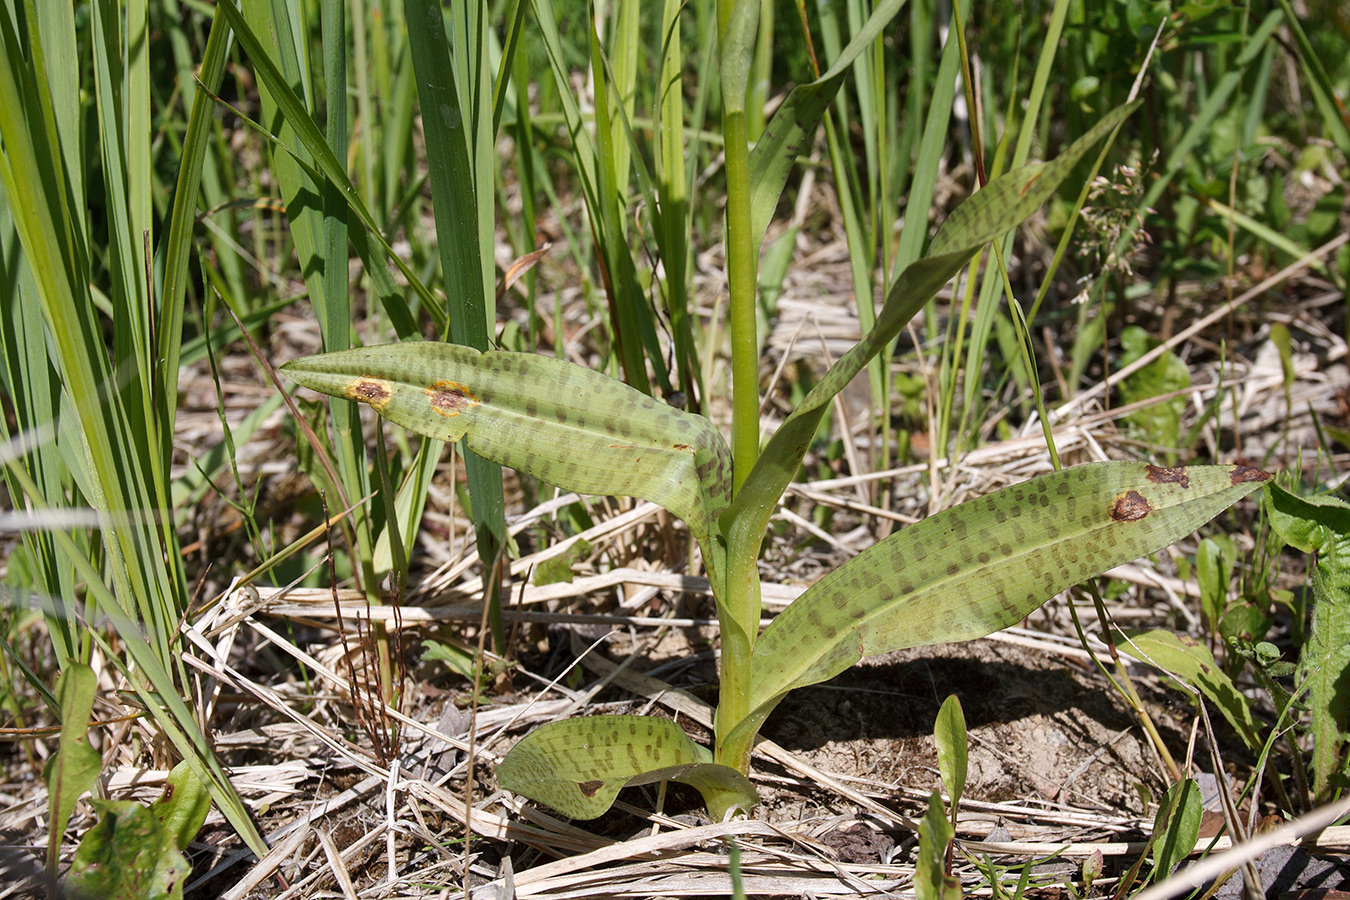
281, 344, 732, 546
723, 462, 1270, 755
496, 715, 756, 820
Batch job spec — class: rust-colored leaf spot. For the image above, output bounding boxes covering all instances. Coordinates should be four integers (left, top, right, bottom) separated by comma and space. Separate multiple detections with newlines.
343, 377, 393, 411
1018, 171, 1044, 198
1110, 490, 1152, 522
426, 380, 478, 417
577, 779, 605, 797
672, 443, 693, 451
1230, 465, 1272, 485
1145, 465, 1190, 488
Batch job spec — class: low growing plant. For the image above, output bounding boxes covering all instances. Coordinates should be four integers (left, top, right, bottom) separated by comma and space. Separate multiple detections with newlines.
282, 100, 1271, 822
1262, 481, 1350, 803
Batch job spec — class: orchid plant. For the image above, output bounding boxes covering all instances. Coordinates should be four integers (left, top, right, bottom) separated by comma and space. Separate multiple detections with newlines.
282, 101, 1269, 820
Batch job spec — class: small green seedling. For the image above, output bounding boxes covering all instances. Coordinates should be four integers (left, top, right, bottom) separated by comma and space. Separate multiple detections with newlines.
934, 694, 967, 876
916, 792, 963, 900
282, 101, 1270, 821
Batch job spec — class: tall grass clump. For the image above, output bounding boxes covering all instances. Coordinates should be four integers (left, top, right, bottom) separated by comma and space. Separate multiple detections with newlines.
0, 1, 265, 859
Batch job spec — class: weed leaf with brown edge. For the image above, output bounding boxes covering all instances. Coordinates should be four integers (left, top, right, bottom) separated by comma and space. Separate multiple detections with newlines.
496, 716, 756, 820
1115, 627, 1261, 748
150, 761, 211, 853
724, 463, 1271, 756
282, 343, 733, 549
44, 663, 100, 877
1265, 482, 1350, 800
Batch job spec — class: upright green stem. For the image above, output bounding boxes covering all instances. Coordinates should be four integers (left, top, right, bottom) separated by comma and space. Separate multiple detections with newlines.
715, 0, 762, 769
718, 0, 760, 490
724, 102, 758, 486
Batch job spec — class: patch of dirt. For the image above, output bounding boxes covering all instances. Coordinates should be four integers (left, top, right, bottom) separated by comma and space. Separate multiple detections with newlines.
757, 638, 1162, 818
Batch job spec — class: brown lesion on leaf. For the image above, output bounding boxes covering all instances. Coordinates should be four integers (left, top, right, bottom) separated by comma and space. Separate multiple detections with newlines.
1230, 465, 1273, 485
343, 376, 393, 411
1146, 465, 1190, 488
577, 779, 605, 797
426, 380, 478, 417
1018, 170, 1044, 198
1110, 490, 1152, 522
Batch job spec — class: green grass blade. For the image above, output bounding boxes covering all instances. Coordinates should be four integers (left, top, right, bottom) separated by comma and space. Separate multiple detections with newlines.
237, 0, 383, 620
1273, 0, 1350, 155
404, 0, 508, 645
320, 0, 350, 357
2, 3, 178, 674
0, 196, 80, 666
606, 0, 639, 193
160, 3, 232, 446
215, 2, 442, 329
657, 0, 699, 406
725, 463, 1271, 759
589, 21, 655, 395
893, 25, 958, 272
529, 0, 668, 395
746, 0, 907, 256
1114, 9, 1283, 261
32, 0, 84, 245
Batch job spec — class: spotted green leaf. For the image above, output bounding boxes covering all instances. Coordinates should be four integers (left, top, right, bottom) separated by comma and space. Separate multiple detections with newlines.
724, 463, 1271, 754
496, 715, 756, 820
282, 344, 732, 546
151, 761, 211, 853
725, 101, 1140, 574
